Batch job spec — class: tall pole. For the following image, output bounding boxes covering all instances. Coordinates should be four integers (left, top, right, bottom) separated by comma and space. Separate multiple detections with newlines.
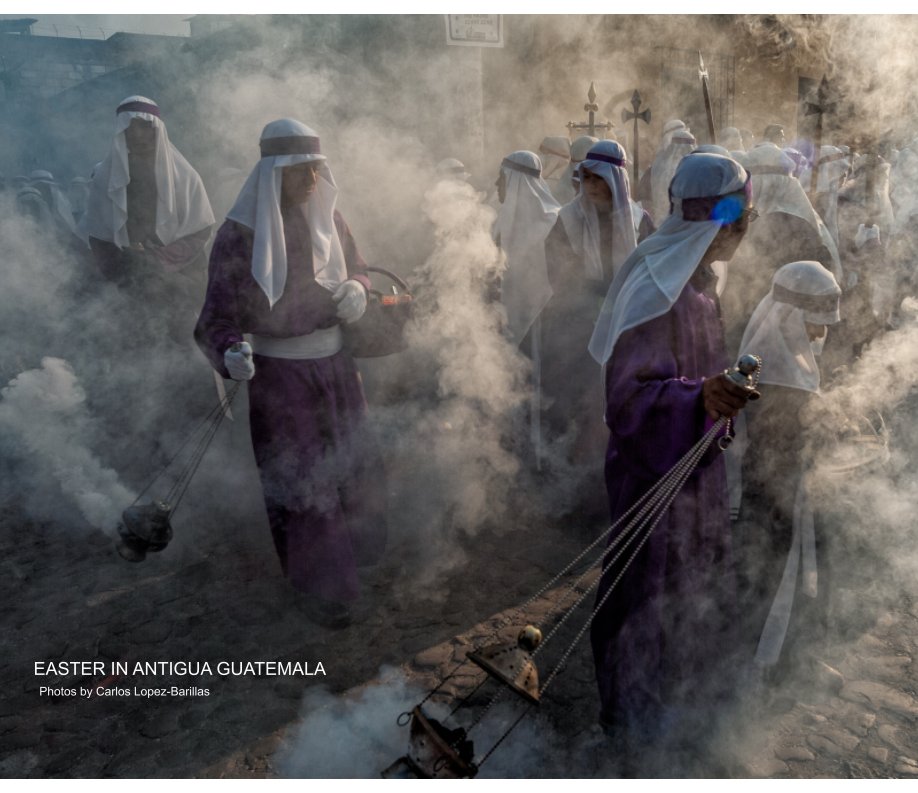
805, 76, 836, 202
698, 51, 717, 145
621, 90, 651, 198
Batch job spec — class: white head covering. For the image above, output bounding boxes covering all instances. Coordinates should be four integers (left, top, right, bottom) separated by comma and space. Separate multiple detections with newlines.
16, 185, 54, 227
651, 130, 697, 223
227, 118, 347, 308
840, 155, 895, 235
553, 135, 598, 205
538, 136, 571, 181
436, 157, 470, 182
493, 150, 561, 344
661, 119, 687, 149
744, 142, 842, 281
558, 140, 637, 284
80, 96, 215, 249
739, 261, 841, 394
720, 127, 744, 152
589, 153, 749, 365
814, 145, 850, 246
29, 169, 78, 235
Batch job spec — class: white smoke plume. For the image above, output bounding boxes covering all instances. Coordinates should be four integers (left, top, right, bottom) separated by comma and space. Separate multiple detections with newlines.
275, 666, 427, 778
0, 356, 134, 533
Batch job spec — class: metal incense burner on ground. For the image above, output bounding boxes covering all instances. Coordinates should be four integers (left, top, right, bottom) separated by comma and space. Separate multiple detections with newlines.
380, 360, 764, 776
381, 626, 543, 779
466, 624, 542, 705
116, 501, 174, 562
111, 379, 241, 563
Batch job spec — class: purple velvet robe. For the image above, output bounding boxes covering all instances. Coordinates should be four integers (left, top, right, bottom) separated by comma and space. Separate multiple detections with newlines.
194, 210, 386, 602
590, 274, 738, 740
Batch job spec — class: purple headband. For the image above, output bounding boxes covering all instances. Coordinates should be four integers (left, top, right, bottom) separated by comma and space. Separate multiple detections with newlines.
501, 158, 541, 178
748, 165, 793, 176
772, 283, 839, 314
260, 136, 322, 157
117, 101, 160, 117
584, 151, 625, 168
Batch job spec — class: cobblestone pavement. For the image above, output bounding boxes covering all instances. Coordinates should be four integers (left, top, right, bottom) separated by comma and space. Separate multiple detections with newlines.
4, 416, 918, 779
0, 430, 599, 780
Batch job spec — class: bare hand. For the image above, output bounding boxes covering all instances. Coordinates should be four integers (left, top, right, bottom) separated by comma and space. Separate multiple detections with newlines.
702, 373, 751, 420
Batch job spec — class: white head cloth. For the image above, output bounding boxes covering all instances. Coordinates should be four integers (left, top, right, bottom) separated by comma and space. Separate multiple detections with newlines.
589, 153, 748, 366
17, 185, 54, 227
227, 118, 347, 308
660, 119, 687, 149
553, 135, 599, 205
558, 140, 637, 284
814, 145, 850, 246
651, 130, 697, 222
80, 96, 214, 249
436, 157, 470, 182
494, 150, 561, 344
744, 142, 842, 280
841, 156, 895, 234
29, 169, 78, 235
739, 260, 841, 394
538, 136, 571, 180
719, 127, 744, 152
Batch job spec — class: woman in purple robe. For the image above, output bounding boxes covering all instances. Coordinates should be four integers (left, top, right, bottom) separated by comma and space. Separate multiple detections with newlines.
587, 153, 756, 763
195, 119, 387, 629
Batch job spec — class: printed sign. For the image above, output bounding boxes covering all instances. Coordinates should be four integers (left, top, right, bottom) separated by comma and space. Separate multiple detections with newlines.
445, 14, 503, 48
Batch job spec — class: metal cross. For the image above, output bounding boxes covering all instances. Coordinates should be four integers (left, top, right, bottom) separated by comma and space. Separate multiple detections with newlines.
621, 89, 651, 194
566, 82, 614, 139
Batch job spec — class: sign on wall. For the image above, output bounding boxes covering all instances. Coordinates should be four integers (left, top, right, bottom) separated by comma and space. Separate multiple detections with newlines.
445, 15, 503, 48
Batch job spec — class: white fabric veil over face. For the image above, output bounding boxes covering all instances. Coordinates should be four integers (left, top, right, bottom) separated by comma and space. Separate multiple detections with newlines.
227, 118, 347, 308
494, 150, 561, 344
589, 152, 749, 366
559, 139, 637, 283
80, 96, 215, 249
744, 143, 842, 280
739, 260, 841, 394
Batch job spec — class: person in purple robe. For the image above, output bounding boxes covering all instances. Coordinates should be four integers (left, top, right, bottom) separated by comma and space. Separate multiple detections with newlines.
81, 96, 215, 327
195, 119, 387, 629
541, 140, 651, 525
587, 153, 756, 767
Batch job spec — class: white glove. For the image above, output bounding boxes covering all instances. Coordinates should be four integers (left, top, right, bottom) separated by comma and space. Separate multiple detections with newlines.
855, 223, 881, 250
224, 342, 255, 381
332, 279, 368, 324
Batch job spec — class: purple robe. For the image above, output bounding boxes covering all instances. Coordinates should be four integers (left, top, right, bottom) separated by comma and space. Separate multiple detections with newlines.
590, 273, 737, 740
194, 210, 386, 602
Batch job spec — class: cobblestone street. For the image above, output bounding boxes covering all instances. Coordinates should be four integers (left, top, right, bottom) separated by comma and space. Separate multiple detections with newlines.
5, 454, 918, 779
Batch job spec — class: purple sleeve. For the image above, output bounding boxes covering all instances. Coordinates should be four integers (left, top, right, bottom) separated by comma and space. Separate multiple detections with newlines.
151, 226, 213, 272
334, 212, 371, 292
605, 314, 715, 481
194, 221, 247, 378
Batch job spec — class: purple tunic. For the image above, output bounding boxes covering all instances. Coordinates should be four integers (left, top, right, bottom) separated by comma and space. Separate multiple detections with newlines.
194, 210, 386, 602
590, 274, 737, 739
